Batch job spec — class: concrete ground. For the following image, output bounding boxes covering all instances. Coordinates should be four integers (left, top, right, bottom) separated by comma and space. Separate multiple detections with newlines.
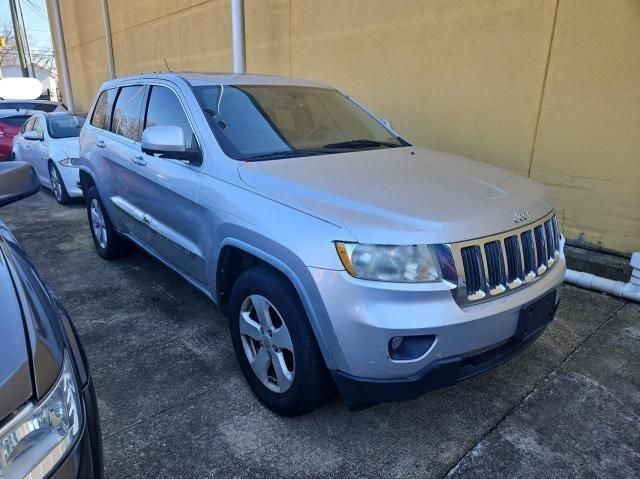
3, 190, 639, 479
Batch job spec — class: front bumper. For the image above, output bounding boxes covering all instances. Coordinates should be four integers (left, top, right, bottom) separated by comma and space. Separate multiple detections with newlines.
56, 165, 83, 198
332, 307, 554, 405
309, 254, 565, 401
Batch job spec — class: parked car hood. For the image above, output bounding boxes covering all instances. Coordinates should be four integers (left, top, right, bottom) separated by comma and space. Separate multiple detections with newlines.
0, 221, 64, 422
238, 146, 553, 244
0, 244, 32, 422
52, 137, 80, 159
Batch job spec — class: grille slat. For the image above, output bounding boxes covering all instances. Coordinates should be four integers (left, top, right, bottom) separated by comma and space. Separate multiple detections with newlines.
551, 215, 561, 250
504, 235, 523, 283
453, 213, 562, 305
544, 220, 555, 260
484, 241, 506, 289
521, 230, 537, 274
534, 225, 547, 268
461, 245, 486, 294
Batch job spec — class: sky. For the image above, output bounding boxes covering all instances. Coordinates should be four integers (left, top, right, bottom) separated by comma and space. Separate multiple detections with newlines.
0, 0, 54, 60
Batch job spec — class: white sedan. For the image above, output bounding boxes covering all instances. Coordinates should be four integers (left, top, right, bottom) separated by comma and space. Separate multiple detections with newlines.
12, 112, 85, 204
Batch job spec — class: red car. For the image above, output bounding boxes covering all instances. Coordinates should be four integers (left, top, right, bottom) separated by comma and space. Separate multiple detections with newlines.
0, 113, 31, 161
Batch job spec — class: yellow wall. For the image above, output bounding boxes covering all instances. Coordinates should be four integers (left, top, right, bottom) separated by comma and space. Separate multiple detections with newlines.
50, 0, 640, 254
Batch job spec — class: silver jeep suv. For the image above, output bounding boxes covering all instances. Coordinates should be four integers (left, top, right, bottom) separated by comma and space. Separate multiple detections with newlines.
79, 73, 565, 415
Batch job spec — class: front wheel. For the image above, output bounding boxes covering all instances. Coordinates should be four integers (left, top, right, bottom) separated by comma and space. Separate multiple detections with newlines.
86, 186, 134, 260
228, 266, 333, 416
49, 163, 71, 205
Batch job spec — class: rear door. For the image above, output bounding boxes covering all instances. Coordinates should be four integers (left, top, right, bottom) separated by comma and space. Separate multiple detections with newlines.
131, 83, 206, 283
100, 84, 149, 243
11, 116, 34, 162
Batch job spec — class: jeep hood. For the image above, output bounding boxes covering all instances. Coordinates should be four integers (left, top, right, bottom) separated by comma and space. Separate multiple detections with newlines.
238, 146, 552, 244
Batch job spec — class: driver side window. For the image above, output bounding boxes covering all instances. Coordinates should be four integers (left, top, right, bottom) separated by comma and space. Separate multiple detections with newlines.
144, 85, 201, 158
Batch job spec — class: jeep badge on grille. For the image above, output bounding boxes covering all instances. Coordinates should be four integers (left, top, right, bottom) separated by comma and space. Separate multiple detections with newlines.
513, 210, 532, 223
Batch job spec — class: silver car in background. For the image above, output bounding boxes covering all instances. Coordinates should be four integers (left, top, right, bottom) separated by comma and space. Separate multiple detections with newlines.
79, 73, 565, 415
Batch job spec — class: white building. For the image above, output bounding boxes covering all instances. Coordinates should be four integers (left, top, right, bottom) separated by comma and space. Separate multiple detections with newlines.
0, 64, 58, 101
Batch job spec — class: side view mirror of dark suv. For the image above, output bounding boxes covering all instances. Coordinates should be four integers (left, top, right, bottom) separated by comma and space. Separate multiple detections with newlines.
0, 161, 40, 207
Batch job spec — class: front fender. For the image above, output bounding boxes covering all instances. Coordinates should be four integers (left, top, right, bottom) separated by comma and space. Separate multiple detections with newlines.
212, 230, 348, 372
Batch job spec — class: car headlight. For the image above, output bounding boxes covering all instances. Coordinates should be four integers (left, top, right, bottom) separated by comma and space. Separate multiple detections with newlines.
58, 158, 80, 167
335, 242, 441, 282
0, 354, 82, 479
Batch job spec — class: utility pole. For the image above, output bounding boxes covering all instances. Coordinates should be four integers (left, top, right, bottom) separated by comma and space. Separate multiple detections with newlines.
16, 0, 35, 77
9, 0, 30, 77
50, 0, 74, 111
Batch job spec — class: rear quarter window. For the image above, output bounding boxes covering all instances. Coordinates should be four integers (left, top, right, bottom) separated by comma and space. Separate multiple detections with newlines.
90, 89, 117, 130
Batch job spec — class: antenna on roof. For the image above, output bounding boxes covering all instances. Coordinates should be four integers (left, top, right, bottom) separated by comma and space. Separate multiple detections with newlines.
163, 58, 172, 73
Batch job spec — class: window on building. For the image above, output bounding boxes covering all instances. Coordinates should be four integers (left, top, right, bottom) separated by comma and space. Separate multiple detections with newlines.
111, 86, 145, 141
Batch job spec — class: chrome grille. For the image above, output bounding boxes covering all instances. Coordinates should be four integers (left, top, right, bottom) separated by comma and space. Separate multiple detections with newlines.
450, 212, 562, 306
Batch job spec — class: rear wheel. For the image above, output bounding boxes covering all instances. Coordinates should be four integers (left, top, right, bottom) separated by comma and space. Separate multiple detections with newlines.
228, 265, 333, 416
86, 186, 134, 259
49, 162, 71, 205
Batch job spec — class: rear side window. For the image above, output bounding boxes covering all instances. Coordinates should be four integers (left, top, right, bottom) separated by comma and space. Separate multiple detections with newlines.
111, 86, 145, 140
90, 89, 117, 130
144, 86, 200, 153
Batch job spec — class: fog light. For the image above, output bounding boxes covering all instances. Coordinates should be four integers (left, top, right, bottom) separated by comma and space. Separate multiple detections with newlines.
388, 335, 436, 360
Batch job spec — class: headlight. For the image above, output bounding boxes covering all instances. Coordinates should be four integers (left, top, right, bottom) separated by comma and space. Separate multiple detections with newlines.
58, 158, 80, 167
335, 242, 441, 282
0, 354, 82, 479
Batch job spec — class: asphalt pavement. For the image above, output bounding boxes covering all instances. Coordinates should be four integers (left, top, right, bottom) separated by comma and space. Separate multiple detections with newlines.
3, 190, 639, 478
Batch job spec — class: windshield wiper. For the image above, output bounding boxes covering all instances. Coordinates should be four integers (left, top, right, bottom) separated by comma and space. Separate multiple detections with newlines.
322, 139, 400, 149
246, 150, 322, 161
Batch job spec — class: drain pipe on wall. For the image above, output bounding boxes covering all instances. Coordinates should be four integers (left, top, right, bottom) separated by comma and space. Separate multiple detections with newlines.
565, 252, 640, 302
100, 0, 116, 79
50, 0, 74, 112
231, 0, 246, 74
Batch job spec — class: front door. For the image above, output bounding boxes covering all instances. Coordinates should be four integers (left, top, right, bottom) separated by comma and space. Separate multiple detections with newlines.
130, 84, 206, 284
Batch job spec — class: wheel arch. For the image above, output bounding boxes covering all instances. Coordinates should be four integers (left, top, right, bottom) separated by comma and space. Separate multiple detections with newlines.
78, 168, 96, 197
215, 237, 342, 371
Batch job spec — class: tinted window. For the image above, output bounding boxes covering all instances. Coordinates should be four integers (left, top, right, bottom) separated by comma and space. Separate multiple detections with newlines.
0, 115, 30, 128
111, 86, 145, 140
22, 117, 35, 132
47, 115, 85, 139
30, 103, 58, 113
144, 86, 199, 153
33, 117, 44, 136
0, 102, 58, 112
90, 89, 117, 130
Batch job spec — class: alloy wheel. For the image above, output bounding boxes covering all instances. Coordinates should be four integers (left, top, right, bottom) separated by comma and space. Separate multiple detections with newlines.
239, 294, 295, 393
90, 199, 108, 249
49, 165, 62, 202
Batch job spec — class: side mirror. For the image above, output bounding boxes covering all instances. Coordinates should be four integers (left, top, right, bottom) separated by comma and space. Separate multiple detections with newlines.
380, 119, 392, 130
141, 126, 186, 156
23, 130, 42, 141
141, 125, 202, 165
0, 161, 40, 207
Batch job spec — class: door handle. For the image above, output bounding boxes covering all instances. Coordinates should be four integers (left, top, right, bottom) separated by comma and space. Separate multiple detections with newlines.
132, 155, 147, 166
95, 140, 106, 148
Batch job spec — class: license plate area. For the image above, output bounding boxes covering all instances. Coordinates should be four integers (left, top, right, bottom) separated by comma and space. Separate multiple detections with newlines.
515, 290, 557, 340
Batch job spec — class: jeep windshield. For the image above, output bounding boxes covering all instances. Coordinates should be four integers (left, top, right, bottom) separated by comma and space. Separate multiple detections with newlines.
192, 85, 408, 161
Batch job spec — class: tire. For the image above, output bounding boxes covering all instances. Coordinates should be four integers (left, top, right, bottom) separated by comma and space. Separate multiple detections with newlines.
86, 186, 134, 259
49, 162, 71, 205
228, 265, 333, 416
